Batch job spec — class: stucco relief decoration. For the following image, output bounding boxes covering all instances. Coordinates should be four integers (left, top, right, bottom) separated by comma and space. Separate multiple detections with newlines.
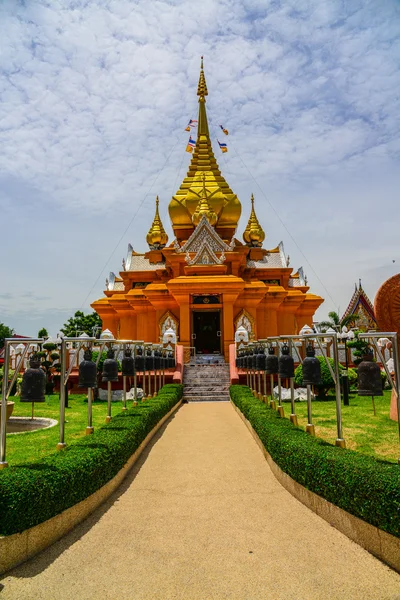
375, 274, 400, 337
235, 325, 249, 343
160, 311, 179, 338
234, 310, 255, 339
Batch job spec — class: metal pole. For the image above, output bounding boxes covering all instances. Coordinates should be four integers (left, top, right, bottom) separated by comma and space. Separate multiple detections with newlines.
277, 374, 284, 417
270, 374, 276, 409
86, 387, 94, 434
290, 377, 298, 426
342, 337, 349, 406
133, 345, 138, 403
106, 380, 112, 423
263, 370, 267, 402
122, 375, 127, 410
332, 334, 345, 447
389, 334, 400, 454
306, 385, 315, 435
57, 340, 67, 450
142, 347, 146, 399
0, 342, 11, 467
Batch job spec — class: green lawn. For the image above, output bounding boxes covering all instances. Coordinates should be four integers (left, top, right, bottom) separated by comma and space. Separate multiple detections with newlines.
5, 394, 130, 466
290, 389, 399, 463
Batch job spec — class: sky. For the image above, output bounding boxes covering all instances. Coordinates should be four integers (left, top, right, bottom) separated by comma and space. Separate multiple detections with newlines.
0, 0, 399, 336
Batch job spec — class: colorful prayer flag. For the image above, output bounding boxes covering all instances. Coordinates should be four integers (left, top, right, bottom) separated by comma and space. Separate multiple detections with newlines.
218, 140, 228, 153
219, 124, 229, 135
186, 136, 196, 153
185, 119, 198, 131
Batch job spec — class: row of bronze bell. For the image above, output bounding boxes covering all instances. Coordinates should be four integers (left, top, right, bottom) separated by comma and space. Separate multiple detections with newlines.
236, 343, 322, 385
19, 347, 176, 401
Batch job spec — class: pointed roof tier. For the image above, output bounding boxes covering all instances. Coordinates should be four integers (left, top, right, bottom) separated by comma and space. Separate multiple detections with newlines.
146, 196, 168, 249
341, 280, 377, 330
243, 194, 265, 247
169, 57, 241, 242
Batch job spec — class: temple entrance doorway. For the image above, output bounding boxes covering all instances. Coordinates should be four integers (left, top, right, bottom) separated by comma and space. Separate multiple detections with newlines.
192, 311, 221, 355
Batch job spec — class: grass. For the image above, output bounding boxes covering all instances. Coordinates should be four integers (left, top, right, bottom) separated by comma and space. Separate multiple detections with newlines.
289, 389, 399, 463
5, 394, 131, 465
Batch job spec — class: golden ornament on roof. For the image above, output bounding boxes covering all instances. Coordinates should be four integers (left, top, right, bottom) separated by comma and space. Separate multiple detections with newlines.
146, 196, 168, 249
192, 174, 218, 227
243, 194, 265, 247
168, 57, 241, 242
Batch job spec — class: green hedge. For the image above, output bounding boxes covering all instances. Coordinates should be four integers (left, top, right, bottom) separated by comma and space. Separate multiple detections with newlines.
0, 384, 183, 535
230, 385, 400, 537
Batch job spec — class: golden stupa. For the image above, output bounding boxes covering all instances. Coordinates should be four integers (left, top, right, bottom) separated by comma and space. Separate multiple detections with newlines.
92, 58, 324, 362
169, 57, 241, 242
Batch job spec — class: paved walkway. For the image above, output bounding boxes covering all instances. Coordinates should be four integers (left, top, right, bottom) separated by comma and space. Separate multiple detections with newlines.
1, 403, 400, 600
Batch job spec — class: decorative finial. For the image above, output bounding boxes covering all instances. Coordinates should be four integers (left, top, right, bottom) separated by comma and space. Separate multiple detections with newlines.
146, 195, 168, 249
243, 193, 265, 247
197, 56, 208, 98
122, 258, 126, 271
192, 174, 218, 227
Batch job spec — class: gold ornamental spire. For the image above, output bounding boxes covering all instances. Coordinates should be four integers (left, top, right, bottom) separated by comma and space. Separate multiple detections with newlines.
192, 174, 218, 227
168, 57, 241, 241
146, 196, 168, 249
243, 194, 265, 247
197, 56, 208, 98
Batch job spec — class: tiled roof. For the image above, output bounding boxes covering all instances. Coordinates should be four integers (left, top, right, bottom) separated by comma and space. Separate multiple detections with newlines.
127, 254, 166, 272
247, 252, 285, 269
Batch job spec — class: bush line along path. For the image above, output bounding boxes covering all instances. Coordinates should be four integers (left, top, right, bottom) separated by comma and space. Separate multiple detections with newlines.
1, 400, 400, 599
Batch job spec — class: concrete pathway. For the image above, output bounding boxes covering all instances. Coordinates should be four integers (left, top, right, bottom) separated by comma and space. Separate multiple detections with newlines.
1, 403, 400, 600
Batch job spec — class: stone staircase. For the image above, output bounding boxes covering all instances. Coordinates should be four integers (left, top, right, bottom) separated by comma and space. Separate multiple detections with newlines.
183, 363, 231, 402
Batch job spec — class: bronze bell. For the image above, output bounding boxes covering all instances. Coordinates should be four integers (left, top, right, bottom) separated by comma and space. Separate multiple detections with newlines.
21, 355, 46, 402
358, 350, 383, 396
102, 349, 119, 382
154, 349, 161, 370
79, 349, 97, 388
122, 348, 135, 377
266, 346, 279, 375
278, 344, 294, 379
168, 350, 175, 369
135, 346, 145, 372
145, 348, 154, 371
302, 344, 321, 386
256, 346, 266, 371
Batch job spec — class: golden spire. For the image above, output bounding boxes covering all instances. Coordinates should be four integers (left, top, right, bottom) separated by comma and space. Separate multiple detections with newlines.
243, 194, 265, 247
192, 174, 218, 227
146, 196, 168, 249
169, 57, 241, 241
197, 56, 208, 98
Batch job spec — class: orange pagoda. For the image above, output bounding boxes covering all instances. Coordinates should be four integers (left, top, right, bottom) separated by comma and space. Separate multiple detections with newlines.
91, 59, 324, 360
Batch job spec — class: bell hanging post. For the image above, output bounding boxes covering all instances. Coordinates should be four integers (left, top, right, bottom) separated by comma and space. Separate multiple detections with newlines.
102, 346, 119, 423
266, 344, 278, 408
256, 345, 266, 398
357, 347, 383, 416
135, 345, 145, 398
1, 338, 43, 468
79, 347, 97, 435
122, 344, 135, 410
21, 353, 46, 419
278, 342, 294, 417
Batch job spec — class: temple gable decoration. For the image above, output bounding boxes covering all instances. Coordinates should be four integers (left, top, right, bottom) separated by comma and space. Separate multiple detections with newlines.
342, 280, 377, 331
234, 309, 255, 340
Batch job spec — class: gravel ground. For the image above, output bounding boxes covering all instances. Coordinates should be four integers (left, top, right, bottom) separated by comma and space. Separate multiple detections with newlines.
1, 403, 400, 600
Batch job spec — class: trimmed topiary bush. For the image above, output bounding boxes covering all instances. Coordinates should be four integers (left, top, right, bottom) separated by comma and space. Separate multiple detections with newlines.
230, 385, 400, 537
0, 384, 183, 535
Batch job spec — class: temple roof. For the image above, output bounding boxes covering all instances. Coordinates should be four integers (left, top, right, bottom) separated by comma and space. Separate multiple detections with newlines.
247, 242, 288, 269
341, 280, 377, 325
168, 58, 241, 241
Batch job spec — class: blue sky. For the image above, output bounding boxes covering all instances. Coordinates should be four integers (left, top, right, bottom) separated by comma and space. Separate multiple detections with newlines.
1, 0, 399, 336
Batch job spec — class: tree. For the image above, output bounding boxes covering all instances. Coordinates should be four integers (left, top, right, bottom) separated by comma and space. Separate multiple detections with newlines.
319, 311, 359, 332
0, 323, 14, 349
38, 328, 49, 339
60, 311, 102, 338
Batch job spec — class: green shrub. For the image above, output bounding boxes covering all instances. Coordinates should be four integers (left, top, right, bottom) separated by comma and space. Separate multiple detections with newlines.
0, 384, 183, 535
294, 356, 357, 398
230, 385, 400, 537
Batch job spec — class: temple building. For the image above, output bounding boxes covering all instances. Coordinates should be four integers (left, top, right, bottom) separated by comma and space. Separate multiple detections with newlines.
342, 280, 377, 331
91, 59, 324, 360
